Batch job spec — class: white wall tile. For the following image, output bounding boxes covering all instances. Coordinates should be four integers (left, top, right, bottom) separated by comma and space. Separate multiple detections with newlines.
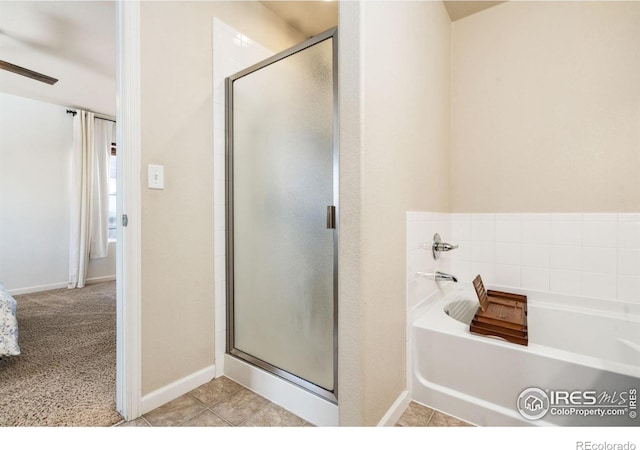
407, 220, 429, 252
618, 221, 640, 249
495, 213, 521, 221
550, 220, 582, 246
214, 132, 225, 156
214, 205, 225, 231
471, 241, 495, 263
471, 215, 495, 241
214, 228, 226, 257
495, 219, 521, 243
451, 219, 471, 241
408, 211, 639, 309
550, 269, 582, 296
521, 267, 549, 291
521, 213, 550, 222
549, 245, 581, 271
521, 244, 549, 268
214, 255, 225, 282
495, 242, 520, 265
451, 260, 471, 284
582, 272, 617, 300
214, 182, 225, 206
472, 213, 495, 222
407, 276, 434, 309
215, 283, 226, 332
582, 213, 618, 222
618, 249, 640, 276
215, 330, 226, 371
494, 264, 521, 288
470, 262, 495, 286
582, 247, 617, 274
550, 213, 582, 222
617, 276, 640, 303
407, 249, 431, 280
583, 221, 617, 247
522, 219, 550, 244
619, 213, 640, 222
454, 240, 471, 261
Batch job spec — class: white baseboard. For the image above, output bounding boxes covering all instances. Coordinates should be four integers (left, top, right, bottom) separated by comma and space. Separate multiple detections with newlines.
9, 281, 68, 296
224, 354, 339, 426
141, 364, 216, 415
377, 390, 411, 426
8, 275, 116, 296
86, 275, 116, 285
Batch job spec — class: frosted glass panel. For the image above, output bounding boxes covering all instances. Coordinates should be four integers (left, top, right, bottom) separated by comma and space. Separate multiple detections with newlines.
231, 38, 334, 391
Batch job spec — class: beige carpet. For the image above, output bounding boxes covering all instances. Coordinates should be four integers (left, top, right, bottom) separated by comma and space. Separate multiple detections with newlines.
0, 281, 122, 426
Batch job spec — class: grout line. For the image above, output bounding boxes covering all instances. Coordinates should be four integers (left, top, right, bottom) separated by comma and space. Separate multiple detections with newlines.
174, 406, 210, 427
204, 406, 235, 427
235, 399, 274, 427
425, 409, 436, 427
140, 416, 153, 427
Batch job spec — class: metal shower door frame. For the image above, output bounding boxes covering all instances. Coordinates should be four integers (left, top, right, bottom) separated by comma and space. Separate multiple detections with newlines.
225, 27, 339, 404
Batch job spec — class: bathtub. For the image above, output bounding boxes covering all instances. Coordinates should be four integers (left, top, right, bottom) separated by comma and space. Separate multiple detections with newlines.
411, 282, 640, 426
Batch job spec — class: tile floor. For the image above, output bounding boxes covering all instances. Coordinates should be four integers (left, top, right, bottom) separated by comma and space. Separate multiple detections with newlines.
118, 376, 471, 427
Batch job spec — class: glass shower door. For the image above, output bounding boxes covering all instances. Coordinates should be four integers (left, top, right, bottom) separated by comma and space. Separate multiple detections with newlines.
226, 28, 337, 400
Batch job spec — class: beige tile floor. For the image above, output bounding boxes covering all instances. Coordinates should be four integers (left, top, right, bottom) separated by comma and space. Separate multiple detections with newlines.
118, 376, 471, 427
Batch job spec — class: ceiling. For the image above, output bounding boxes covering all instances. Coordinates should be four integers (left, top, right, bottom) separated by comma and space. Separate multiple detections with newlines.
0, 1, 116, 116
443, 1, 505, 22
0, 1, 502, 116
261, 1, 339, 38
260, 1, 504, 36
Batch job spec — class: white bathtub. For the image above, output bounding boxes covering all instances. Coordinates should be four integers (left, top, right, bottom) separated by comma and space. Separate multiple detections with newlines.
411, 282, 640, 426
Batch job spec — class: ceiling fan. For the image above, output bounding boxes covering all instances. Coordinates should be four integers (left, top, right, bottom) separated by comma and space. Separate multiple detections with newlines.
0, 59, 58, 85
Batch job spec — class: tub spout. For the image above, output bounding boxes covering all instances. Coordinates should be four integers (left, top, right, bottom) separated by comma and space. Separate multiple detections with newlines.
416, 271, 458, 283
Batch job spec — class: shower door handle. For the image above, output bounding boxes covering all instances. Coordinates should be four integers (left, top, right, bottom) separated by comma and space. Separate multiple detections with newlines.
326, 206, 336, 229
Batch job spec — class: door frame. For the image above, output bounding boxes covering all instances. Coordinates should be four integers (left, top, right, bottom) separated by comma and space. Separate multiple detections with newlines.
224, 27, 339, 404
115, 0, 142, 420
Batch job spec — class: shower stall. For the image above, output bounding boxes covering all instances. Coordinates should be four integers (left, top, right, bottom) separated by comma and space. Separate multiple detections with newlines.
225, 28, 338, 403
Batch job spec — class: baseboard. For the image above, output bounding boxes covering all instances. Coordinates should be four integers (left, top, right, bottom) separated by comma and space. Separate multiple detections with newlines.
224, 354, 339, 426
8, 276, 116, 296
377, 390, 411, 426
140, 364, 216, 415
9, 281, 68, 296
86, 275, 116, 285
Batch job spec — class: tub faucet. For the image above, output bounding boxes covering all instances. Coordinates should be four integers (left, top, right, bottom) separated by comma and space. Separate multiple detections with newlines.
425, 233, 459, 260
416, 271, 458, 283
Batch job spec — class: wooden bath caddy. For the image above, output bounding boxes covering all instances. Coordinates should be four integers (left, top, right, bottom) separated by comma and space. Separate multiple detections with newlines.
470, 275, 528, 346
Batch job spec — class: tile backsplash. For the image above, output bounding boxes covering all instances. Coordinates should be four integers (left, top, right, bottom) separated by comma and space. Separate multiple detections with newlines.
408, 212, 640, 307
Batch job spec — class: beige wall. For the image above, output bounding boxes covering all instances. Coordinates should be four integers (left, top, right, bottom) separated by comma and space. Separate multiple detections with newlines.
140, 1, 304, 395
451, 1, 640, 212
339, 1, 451, 425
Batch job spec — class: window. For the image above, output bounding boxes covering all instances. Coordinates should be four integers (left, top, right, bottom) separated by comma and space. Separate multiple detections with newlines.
108, 143, 117, 240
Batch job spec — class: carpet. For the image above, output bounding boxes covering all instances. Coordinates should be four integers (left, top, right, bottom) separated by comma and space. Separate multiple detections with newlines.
0, 281, 122, 426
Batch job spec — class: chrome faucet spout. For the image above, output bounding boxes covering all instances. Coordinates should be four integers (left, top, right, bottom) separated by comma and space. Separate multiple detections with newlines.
416, 271, 458, 283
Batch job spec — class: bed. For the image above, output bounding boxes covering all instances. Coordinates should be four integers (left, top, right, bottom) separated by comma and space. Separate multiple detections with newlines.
0, 283, 20, 357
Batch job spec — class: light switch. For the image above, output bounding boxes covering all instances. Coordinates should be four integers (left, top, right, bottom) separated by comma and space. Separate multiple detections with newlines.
148, 164, 164, 189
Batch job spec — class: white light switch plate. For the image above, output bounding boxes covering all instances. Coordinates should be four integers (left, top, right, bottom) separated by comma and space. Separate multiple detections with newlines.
148, 164, 164, 189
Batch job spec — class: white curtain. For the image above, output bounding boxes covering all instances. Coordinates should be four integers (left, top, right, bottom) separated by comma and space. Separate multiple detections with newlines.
68, 112, 114, 289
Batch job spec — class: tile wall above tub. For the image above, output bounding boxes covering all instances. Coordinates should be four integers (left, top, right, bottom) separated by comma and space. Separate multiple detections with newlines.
449, 213, 640, 303
408, 212, 639, 307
